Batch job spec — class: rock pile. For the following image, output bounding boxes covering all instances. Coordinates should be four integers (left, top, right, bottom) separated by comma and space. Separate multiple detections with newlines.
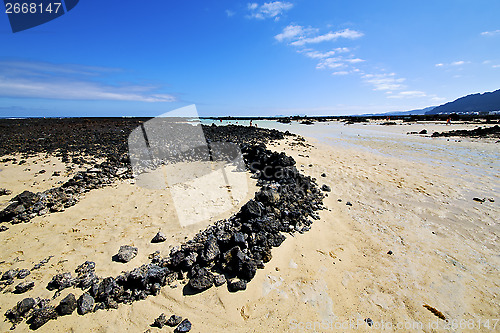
0, 160, 131, 224
431, 125, 500, 138
0, 120, 289, 225
1, 120, 324, 330
4, 142, 324, 330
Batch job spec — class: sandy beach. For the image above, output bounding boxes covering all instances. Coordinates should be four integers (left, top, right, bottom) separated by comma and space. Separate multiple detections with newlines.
0, 120, 499, 332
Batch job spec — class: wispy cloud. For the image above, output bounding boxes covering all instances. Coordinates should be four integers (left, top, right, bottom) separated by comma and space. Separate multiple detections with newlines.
275, 24, 364, 75
274, 23, 428, 101
316, 57, 364, 70
481, 29, 500, 36
362, 73, 406, 91
387, 90, 427, 99
300, 48, 350, 59
431, 96, 447, 102
332, 71, 350, 76
0, 60, 176, 102
225, 9, 235, 17
275, 24, 363, 46
435, 60, 471, 67
247, 1, 293, 20
274, 24, 314, 42
290, 28, 363, 46
316, 58, 345, 70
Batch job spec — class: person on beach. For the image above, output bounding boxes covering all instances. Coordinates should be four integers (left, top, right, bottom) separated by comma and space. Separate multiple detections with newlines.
446, 118, 451, 125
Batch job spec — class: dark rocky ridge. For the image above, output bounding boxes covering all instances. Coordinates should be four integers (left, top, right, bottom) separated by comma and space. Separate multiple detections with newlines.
0, 119, 289, 225
431, 125, 500, 138
426, 88, 500, 115
1, 118, 323, 330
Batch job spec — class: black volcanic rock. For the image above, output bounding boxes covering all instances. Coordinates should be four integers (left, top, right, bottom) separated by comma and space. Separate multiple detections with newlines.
28, 306, 58, 330
240, 200, 263, 219
0, 188, 12, 196
151, 231, 167, 243
213, 274, 226, 287
188, 268, 214, 291
432, 125, 500, 138
47, 272, 76, 291
174, 318, 192, 332
200, 236, 220, 264
14, 281, 35, 294
2, 269, 18, 280
116, 245, 138, 263
5, 297, 37, 325
228, 279, 247, 292
57, 293, 77, 315
77, 293, 95, 315
17, 269, 31, 279
75, 261, 99, 289
152, 313, 167, 328
166, 314, 183, 327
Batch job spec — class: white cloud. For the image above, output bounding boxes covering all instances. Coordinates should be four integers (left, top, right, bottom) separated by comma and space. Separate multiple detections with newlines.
431, 96, 447, 102
362, 73, 406, 91
435, 60, 471, 67
345, 58, 364, 64
316, 58, 346, 70
275, 24, 366, 80
274, 24, 314, 42
225, 9, 235, 17
387, 90, 427, 99
492, 64, 500, 68
248, 1, 293, 20
304, 50, 337, 59
291, 28, 364, 46
0, 60, 176, 102
299, 48, 350, 59
481, 30, 500, 36
332, 71, 350, 76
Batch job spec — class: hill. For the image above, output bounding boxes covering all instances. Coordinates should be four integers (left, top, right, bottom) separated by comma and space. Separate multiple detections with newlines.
361, 106, 435, 117
426, 89, 500, 115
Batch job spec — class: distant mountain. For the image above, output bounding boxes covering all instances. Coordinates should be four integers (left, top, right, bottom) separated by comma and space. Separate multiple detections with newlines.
361, 106, 436, 117
426, 89, 500, 115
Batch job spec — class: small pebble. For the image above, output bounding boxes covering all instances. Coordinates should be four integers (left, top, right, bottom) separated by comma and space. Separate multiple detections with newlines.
174, 318, 192, 333
166, 314, 183, 327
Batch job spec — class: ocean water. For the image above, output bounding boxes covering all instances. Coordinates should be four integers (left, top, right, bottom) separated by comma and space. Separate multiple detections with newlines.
201, 119, 500, 197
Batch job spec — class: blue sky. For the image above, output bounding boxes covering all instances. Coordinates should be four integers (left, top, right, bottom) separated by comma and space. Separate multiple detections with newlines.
1, 0, 499, 117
